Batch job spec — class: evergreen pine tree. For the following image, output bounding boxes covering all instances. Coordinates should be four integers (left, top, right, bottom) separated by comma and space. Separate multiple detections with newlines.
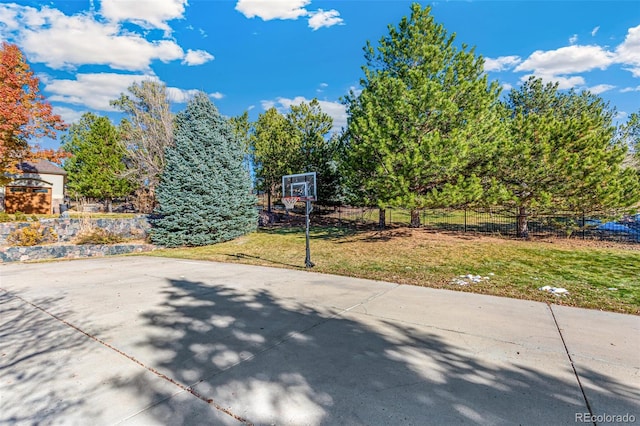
343, 3, 505, 227
498, 78, 640, 237
151, 93, 256, 247
62, 112, 132, 212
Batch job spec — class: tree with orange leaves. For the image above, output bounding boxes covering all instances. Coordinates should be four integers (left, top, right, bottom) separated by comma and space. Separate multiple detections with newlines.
0, 42, 67, 183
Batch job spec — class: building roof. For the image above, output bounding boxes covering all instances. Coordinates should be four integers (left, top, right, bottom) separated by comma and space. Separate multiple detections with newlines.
16, 160, 67, 176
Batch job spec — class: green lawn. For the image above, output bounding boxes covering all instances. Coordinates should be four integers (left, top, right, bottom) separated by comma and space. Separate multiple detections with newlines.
148, 226, 640, 315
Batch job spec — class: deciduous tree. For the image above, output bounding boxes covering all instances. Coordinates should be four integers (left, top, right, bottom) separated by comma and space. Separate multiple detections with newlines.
111, 80, 174, 213
343, 3, 503, 227
152, 93, 256, 247
62, 113, 132, 211
252, 100, 344, 210
0, 42, 66, 183
287, 99, 342, 204
252, 107, 299, 211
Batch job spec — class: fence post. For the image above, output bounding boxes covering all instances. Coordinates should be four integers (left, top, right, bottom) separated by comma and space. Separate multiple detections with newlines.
582, 211, 585, 240
464, 208, 467, 233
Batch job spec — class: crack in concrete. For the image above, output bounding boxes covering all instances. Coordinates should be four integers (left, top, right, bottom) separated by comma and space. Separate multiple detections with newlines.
547, 303, 596, 426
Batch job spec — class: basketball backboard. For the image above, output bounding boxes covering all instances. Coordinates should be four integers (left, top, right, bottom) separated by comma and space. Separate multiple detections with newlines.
282, 172, 316, 202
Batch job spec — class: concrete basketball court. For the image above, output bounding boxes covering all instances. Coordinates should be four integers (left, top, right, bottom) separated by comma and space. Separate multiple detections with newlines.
1, 256, 638, 425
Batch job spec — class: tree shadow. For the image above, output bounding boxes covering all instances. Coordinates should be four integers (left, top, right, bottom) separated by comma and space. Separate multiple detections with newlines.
114, 277, 639, 425
259, 225, 361, 241
222, 252, 303, 269
0, 291, 98, 423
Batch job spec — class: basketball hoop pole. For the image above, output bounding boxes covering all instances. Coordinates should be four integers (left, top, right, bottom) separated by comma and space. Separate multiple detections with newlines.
305, 200, 314, 268
282, 172, 316, 268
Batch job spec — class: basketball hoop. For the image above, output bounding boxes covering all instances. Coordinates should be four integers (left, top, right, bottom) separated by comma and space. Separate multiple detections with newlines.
282, 196, 299, 211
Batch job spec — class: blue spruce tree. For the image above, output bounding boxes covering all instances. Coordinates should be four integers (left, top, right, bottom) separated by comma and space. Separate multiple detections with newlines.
151, 93, 256, 247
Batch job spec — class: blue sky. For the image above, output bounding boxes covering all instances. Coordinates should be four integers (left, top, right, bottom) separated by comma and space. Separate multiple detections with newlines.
1, 1, 639, 149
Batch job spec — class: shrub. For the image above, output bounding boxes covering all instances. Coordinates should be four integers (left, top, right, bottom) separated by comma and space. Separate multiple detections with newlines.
13, 211, 27, 221
7, 223, 58, 246
0, 212, 11, 222
74, 228, 125, 245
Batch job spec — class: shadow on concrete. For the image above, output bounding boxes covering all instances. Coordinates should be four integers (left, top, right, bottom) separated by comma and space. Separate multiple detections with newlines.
223, 252, 303, 269
0, 291, 98, 424
115, 278, 638, 425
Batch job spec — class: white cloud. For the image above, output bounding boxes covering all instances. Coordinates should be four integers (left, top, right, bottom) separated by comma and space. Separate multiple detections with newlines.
45, 72, 214, 110
0, 4, 20, 31
348, 85, 362, 97
615, 24, 640, 77
515, 45, 614, 75
308, 9, 343, 31
261, 100, 276, 110
501, 83, 513, 91
615, 111, 628, 121
589, 84, 615, 95
166, 87, 200, 103
236, 0, 309, 21
505, 24, 640, 87
519, 74, 585, 90
591, 26, 600, 37
52, 106, 86, 124
182, 49, 215, 66
235, 0, 343, 30
569, 34, 578, 45
484, 55, 521, 72
166, 89, 223, 103
260, 96, 346, 133
45, 73, 160, 111
100, 0, 187, 32
0, 4, 184, 71
620, 86, 640, 93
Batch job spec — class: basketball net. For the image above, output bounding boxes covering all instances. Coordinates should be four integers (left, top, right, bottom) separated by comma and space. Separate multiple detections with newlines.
282, 196, 300, 210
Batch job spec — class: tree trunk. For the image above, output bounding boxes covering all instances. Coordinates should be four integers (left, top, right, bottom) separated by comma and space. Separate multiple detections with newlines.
378, 208, 386, 229
267, 191, 272, 213
410, 209, 421, 228
517, 206, 529, 238
134, 188, 154, 214
106, 197, 113, 213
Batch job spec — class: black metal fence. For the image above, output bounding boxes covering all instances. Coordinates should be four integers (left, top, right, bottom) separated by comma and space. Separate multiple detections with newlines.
259, 197, 640, 243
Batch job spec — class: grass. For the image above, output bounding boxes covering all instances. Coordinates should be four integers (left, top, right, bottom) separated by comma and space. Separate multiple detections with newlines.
148, 225, 640, 315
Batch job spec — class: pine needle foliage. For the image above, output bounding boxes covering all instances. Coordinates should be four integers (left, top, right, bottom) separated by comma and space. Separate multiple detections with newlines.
343, 3, 504, 216
151, 93, 256, 247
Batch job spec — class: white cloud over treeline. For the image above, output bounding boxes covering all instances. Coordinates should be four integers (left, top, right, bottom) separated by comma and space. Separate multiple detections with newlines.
484, 24, 640, 90
0, 1, 217, 119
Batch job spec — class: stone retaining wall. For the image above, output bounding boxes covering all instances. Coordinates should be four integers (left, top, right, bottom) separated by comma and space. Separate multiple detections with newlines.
0, 216, 151, 245
0, 243, 155, 263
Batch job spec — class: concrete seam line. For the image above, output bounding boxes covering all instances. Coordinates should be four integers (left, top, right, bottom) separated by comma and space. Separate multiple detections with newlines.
342, 283, 402, 313
0, 287, 254, 426
547, 302, 596, 426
